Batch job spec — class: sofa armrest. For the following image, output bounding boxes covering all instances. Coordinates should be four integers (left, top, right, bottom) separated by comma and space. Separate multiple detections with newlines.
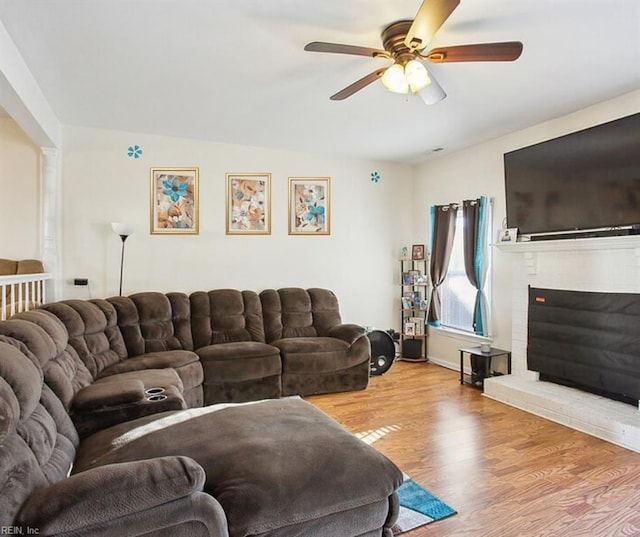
72, 378, 145, 411
16, 456, 211, 534
327, 323, 366, 345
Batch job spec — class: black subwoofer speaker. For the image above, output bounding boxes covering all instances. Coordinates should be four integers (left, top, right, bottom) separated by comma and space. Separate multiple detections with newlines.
367, 330, 395, 376
401, 339, 422, 359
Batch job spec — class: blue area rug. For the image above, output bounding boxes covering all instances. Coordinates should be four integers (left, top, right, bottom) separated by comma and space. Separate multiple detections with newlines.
392, 475, 457, 535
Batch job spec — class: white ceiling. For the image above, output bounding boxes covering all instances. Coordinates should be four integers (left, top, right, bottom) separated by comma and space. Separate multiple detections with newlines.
0, 0, 639, 163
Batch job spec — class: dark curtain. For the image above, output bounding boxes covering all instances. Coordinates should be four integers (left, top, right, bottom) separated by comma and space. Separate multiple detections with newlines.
462, 199, 480, 288
427, 204, 458, 326
462, 197, 489, 336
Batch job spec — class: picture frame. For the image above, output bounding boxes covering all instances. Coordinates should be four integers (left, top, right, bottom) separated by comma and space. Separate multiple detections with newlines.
404, 322, 416, 336
401, 297, 412, 309
226, 173, 271, 234
412, 244, 425, 260
412, 291, 421, 305
410, 317, 425, 335
150, 167, 199, 234
498, 227, 518, 244
289, 177, 331, 235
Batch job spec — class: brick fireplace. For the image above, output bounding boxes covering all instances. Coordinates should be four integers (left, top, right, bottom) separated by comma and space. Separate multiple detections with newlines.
484, 235, 640, 453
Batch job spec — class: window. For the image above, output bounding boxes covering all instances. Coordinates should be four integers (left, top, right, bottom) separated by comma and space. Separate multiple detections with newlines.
438, 208, 489, 333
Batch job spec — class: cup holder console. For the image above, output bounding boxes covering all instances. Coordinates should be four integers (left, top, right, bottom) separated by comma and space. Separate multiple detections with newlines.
145, 387, 167, 402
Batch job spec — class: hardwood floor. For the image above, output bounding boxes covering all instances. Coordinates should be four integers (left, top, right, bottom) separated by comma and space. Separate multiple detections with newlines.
306, 362, 640, 537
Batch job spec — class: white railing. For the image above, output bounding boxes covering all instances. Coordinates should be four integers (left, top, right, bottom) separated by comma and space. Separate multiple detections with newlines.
1, 272, 53, 321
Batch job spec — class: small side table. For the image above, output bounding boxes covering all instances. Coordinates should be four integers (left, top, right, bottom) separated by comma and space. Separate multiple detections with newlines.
459, 346, 512, 389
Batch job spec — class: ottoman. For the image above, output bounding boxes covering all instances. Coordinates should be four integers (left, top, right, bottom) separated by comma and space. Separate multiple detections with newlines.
74, 397, 403, 537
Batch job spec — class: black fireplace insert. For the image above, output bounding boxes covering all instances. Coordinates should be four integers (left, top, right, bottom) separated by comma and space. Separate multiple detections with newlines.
527, 286, 640, 406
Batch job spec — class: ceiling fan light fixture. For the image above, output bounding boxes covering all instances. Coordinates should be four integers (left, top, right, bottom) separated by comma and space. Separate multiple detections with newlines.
381, 63, 409, 94
405, 60, 431, 93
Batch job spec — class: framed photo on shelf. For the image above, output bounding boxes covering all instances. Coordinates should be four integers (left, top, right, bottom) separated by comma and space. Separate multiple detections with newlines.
410, 317, 425, 335
401, 297, 413, 309
226, 173, 271, 234
403, 291, 415, 306
412, 244, 425, 260
289, 177, 331, 235
497, 227, 518, 243
404, 322, 416, 336
412, 291, 421, 305
150, 167, 199, 234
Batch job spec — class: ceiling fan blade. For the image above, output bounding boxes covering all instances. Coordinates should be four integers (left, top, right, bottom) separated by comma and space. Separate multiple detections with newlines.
330, 68, 387, 101
425, 42, 523, 63
405, 0, 460, 52
304, 41, 390, 59
418, 73, 446, 105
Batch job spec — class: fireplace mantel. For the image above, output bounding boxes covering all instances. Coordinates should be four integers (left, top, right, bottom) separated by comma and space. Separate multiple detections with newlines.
495, 234, 640, 253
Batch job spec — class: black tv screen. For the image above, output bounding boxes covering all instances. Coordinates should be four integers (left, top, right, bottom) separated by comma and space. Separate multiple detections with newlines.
504, 113, 640, 235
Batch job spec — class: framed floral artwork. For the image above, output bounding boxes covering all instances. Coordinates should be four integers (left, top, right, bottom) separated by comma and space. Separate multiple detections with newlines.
150, 168, 199, 234
226, 173, 271, 234
289, 177, 331, 235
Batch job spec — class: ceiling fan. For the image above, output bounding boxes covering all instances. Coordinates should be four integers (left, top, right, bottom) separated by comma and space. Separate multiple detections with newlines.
304, 0, 523, 104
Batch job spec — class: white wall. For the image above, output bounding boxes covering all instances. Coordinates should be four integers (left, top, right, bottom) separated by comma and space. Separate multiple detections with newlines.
0, 117, 40, 259
60, 126, 414, 329
415, 89, 640, 369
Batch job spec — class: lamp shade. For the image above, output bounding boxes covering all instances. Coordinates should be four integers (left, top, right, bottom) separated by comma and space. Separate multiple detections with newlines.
111, 222, 134, 237
418, 74, 446, 105
405, 60, 431, 93
381, 63, 409, 94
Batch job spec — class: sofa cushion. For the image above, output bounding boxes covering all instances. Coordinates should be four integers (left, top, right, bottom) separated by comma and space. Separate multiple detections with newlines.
108, 292, 193, 357
99, 350, 200, 377
307, 288, 344, 335
260, 288, 317, 341
40, 300, 127, 378
73, 398, 403, 537
16, 259, 45, 275
3, 310, 68, 360
190, 289, 266, 348
260, 288, 347, 343
0, 342, 78, 526
0, 258, 18, 276
16, 456, 207, 535
196, 342, 281, 381
273, 336, 364, 373
0, 312, 94, 409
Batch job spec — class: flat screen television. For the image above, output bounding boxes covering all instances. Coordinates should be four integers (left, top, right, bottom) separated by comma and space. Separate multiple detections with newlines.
504, 113, 640, 236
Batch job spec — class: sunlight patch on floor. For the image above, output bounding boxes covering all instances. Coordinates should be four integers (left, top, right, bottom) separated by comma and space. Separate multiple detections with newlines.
355, 424, 402, 445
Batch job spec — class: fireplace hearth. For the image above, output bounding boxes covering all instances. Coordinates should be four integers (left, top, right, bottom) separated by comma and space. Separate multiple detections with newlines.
485, 238, 640, 452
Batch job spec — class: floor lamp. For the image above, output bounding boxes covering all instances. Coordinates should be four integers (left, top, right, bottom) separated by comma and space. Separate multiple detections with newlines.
111, 222, 134, 295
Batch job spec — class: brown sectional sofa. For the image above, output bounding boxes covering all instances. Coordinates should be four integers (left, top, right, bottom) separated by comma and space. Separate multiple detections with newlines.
0, 287, 402, 536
